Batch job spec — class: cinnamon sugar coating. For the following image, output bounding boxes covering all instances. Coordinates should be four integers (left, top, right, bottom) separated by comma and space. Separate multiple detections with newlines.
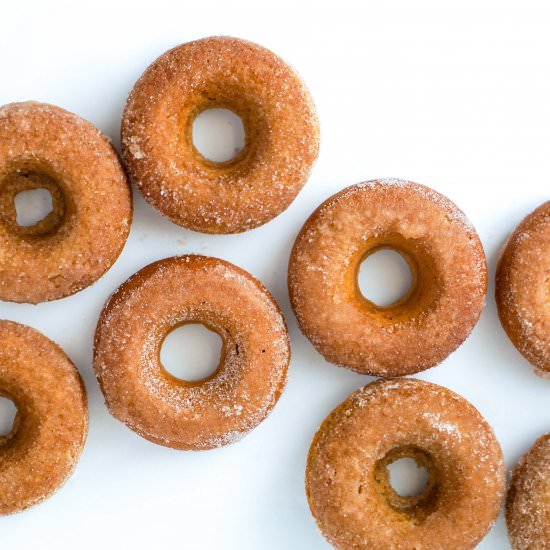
0, 102, 132, 303
288, 179, 487, 377
306, 379, 505, 550
93, 255, 290, 450
0, 321, 88, 515
496, 201, 550, 375
121, 36, 319, 234
506, 434, 550, 549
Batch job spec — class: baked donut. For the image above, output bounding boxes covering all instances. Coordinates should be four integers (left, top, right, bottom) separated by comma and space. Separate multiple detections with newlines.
496, 201, 550, 375
306, 378, 505, 550
0, 320, 88, 515
506, 433, 550, 549
93, 255, 290, 450
121, 36, 319, 234
288, 178, 487, 377
0, 101, 132, 304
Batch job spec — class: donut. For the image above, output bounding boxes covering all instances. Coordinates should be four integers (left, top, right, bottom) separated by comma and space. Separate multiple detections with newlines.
306, 378, 505, 550
506, 433, 550, 549
0, 320, 88, 515
288, 178, 487, 377
121, 36, 319, 234
495, 201, 550, 375
0, 101, 132, 304
93, 255, 290, 450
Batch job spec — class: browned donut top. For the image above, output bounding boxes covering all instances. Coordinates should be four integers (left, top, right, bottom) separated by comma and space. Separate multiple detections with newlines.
289, 179, 487, 376
506, 434, 550, 549
94, 255, 290, 450
496, 201, 550, 375
0, 320, 88, 515
121, 36, 319, 234
306, 379, 505, 550
0, 101, 132, 303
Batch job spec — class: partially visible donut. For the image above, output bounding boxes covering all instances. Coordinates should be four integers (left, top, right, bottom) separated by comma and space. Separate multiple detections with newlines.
306, 378, 505, 550
288, 179, 487, 377
0, 102, 132, 303
496, 201, 550, 375
0, 320, 88, 515
121, 36, 319, 234
93, 255, 290, 450
506, 433, 550, 549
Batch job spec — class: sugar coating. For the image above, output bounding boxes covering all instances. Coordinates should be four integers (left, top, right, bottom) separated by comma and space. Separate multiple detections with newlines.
93, 255, 290, 450
0, 101, 132, 303
288, 178, 488, 377
506, 434, 550, 549
306, 378, 505, 550
0, 320, 88, 515
121, 36, 319, 234
496, 201, 550, 374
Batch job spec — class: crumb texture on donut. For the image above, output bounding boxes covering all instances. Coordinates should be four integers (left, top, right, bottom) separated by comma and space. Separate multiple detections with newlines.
121, 36, 319, 234
93, 255, 290, 450
0, 101, 132, 303
496, 201, 550, 374
288, 179, 487, 377
0, 320, 88, 515
506, 434, 550, 549
306, 379, 505, 550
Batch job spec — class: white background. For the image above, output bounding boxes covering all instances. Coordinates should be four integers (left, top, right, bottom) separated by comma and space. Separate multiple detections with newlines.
1, 1, 549, 548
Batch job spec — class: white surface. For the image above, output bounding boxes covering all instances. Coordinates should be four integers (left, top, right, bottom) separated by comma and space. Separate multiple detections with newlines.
14, 188, 54, 227
1, 1, 549, 548
387, 458, 430, 498
192, 108, 245, 162
0, 397, 17, 436
358, 249, 414, 307
161, 324, 223, 382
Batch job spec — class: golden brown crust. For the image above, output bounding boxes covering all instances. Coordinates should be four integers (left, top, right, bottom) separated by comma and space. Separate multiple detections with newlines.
0, 320, 88, 515
93, 255, 290, 450
288, 179, 488, 377
496, 201, 550, 375
506, 434, 550, 549
306, 379, 505, 550
0, 101, 132, 303
121, 36, 319, 234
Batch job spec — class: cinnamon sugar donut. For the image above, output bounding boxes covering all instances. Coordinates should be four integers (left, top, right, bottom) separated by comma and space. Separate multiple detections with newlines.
496, 201, 550, 375
506, 433, 550, 549
306, 379, 505, 550
288, 179, 487, 377
0, 102, 132, 304
0, 320, 88, 515
121, 36, 319, 234
93, 255, 290, 450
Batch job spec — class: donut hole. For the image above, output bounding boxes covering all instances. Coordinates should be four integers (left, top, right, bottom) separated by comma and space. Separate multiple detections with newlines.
15, 188, 53, 227
179, 89, 271, 186
192, 108, 245, 163
388, 457, 429, 497
0, 168, 66, 237
161, 323, 223, 383
358, 248, 414, 307
0, 395, 17, 439
373, 445, 440, 523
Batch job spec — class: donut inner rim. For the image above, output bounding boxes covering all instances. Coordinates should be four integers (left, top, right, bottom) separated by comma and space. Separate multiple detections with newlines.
372, 444, 441, 524
176, 91, 269, 178
350, 233, 441, 321
0, 159, 70, 238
